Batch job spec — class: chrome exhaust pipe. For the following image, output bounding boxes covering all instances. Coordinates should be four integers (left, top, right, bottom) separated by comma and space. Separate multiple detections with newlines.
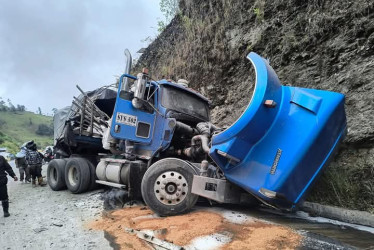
122, 49, 132, 91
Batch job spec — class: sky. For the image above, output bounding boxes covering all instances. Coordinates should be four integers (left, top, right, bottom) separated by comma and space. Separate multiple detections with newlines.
0, 0, 163, 115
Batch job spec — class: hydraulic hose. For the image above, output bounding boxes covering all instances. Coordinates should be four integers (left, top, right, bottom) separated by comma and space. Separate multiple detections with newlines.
191, 135, 210, 154
175, 121, 198, 136
196, 122, 221, 137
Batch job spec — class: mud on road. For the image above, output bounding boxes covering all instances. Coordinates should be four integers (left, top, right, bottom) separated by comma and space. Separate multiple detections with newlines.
89, 205, 302, 250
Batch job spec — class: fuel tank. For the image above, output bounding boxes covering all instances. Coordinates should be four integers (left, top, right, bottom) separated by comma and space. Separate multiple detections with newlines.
209, 52, 347, 210
96, 158, 147, 199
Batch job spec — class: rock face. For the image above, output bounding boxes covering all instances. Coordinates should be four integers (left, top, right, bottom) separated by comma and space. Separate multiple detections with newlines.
136, 0, 374, 213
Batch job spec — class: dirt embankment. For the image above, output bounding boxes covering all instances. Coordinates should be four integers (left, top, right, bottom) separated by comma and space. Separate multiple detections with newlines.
135, 0, 374, 213
89, 206, 301, 250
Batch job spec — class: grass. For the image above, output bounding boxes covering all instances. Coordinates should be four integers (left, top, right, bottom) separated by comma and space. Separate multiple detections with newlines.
308, 148, 374, 213
0, 111, 53, 153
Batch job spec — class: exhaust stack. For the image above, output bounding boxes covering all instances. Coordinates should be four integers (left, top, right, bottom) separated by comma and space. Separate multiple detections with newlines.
122, 49, 132, 91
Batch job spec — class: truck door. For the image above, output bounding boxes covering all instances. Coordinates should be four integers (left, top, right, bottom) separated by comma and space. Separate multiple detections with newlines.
110, 77, 156, 144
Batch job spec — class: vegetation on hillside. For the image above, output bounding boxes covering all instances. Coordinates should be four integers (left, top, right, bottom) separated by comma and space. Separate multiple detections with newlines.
0, 97, 26, 112
158, 0, 179, 32
0, 111, 53, 154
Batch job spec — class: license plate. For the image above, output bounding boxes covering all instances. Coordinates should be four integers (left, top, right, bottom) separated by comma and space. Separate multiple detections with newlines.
116, 112, 137, 126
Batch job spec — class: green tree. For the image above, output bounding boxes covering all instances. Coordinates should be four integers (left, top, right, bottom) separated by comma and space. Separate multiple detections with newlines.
16, 104, 25, 112
0, 98, 7, 111
7, 99, 16, 112
158, 0, 179, 32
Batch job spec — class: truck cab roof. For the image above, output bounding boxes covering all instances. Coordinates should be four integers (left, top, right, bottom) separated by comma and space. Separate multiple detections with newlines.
154, 80, 210, 104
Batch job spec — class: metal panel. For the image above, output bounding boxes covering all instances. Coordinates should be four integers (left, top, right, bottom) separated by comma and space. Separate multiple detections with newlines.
191, 175, 241, 204
110, 75, 156, 144
96, 180, 126, 189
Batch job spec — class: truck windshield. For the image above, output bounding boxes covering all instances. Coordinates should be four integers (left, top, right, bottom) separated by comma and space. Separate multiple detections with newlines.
161, 86, 209, 121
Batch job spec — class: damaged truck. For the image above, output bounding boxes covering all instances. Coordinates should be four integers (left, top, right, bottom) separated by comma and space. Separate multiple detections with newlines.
50, 50, 347, 216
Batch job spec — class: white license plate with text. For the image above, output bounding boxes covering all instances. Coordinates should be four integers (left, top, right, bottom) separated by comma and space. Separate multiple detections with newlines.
116, 112, 137, 126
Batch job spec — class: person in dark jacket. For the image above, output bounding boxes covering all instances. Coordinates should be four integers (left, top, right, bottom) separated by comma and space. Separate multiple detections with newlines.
25, 141, 45, 187
0, 155, 18, 217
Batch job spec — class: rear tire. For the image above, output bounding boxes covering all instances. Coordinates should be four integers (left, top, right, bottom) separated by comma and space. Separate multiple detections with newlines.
47, 159, 67, 191
65, 158, 91, 194
141, 158, 199, 217
87, 160, 99, 191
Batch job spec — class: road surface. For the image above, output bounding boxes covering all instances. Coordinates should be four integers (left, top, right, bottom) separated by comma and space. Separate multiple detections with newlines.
1, 161, 373, 249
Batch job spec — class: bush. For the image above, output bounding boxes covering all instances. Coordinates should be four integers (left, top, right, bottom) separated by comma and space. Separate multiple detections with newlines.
36, 124, 53, 136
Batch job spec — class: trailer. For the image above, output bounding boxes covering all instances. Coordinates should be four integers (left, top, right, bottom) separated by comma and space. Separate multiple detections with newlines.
48, 50, 347, 216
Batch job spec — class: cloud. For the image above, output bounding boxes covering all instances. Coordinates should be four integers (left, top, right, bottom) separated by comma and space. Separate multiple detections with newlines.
0, 0, 162, 114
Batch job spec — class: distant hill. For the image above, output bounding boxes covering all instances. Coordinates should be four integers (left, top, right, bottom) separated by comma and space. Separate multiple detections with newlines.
0, 111, 53, 154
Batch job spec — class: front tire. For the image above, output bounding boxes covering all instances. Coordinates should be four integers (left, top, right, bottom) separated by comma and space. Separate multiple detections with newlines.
65, 158, 91, 194
141, 158, 199, 217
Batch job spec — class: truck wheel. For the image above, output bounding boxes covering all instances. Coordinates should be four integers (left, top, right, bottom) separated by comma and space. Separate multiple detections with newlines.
141, 158, 199, 217
87, 160, 99, 191
65, 158, 91, 194
47, 159, 67, 191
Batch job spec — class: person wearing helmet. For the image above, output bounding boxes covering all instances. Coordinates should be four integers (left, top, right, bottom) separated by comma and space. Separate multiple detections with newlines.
0, 155, 18, 217
25, 141, 45, 187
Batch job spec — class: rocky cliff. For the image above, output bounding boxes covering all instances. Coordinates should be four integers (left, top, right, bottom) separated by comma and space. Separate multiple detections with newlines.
136, 0, 374, 213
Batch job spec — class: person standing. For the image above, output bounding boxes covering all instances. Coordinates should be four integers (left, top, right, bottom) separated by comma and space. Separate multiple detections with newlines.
25, 141, 45, 187
15, 150, 29, 183
0, 155, 18, 217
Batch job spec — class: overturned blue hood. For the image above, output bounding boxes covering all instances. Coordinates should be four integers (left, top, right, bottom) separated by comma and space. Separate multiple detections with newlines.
209, 52, 347, 210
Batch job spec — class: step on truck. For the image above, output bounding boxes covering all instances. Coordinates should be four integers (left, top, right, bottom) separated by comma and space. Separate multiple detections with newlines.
49, 50, 347, 216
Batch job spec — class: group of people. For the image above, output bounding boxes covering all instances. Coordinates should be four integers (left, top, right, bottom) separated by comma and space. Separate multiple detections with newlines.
14, 141, 46, 187
0, 140, 46, 218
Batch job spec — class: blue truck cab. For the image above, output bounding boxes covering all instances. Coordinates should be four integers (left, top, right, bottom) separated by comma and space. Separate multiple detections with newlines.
103, 51, 347, 215
110, 74, 211, 160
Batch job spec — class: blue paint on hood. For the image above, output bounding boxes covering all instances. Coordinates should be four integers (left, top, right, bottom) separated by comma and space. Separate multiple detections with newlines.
209, 52, 347, 210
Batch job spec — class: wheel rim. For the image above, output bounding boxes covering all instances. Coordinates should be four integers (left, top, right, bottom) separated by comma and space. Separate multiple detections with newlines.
154, 171, 189, 206
68, 166, 78, 186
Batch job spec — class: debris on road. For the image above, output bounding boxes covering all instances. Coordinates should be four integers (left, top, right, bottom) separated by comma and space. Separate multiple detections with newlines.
88, 205, 302, 250
51, 223, 63, 227
126, 228, 183, 250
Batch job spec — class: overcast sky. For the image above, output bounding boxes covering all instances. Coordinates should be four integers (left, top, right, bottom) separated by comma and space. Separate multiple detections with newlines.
0, 0, 162, 114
